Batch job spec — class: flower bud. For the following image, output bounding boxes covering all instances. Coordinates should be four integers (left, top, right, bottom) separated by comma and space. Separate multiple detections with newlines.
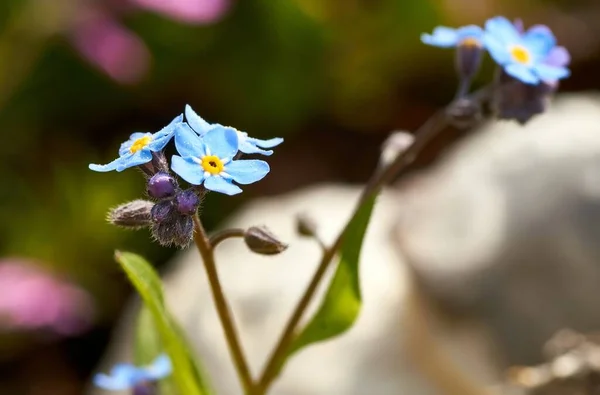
108, 200, 153, 229
244, 226, 288, 255
455, 38, 483, 81
492, 68, 556, 124
296, 213, 318, 237
175, 189, 200, 216
151, 212, 194, 248
147, 172, 177, 199
446, 97, 482, 129
151, 201, 174, 224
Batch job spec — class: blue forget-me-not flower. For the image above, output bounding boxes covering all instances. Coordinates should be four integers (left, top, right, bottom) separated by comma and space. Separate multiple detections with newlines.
184, 105, 283, 156
93, 354, 172, 391
421, 25, 484, 48
172, 123, 270, 195
483, 16, 570, 85
89, 115, 183, 172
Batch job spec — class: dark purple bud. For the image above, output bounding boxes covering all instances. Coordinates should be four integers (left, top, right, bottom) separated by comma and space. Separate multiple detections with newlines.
151, 201, 174, 224
492, 68, 555, 125
147, 172, 177, 199
108, 200, 153, 229
172, 216, 194, 247
175, 189, 200, 216
455, 38, 483, 81
446, 97, 482, 129
151, 213, 194, 248
133, 382, 156, 395
244, 226, 288, 255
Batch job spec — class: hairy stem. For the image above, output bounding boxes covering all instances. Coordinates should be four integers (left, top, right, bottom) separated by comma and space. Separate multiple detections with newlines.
192, 215, 255, 394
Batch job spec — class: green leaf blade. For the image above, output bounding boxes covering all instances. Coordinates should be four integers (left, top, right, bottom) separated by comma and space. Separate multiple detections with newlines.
289, 193, 377, 355
116, 251, 212, 395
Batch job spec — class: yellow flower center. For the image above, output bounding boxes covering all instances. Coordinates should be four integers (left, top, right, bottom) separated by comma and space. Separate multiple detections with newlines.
459, 37, 481, 48
509, 45, 531, 65
130, 136, 152, 154
201, 155, 224, 175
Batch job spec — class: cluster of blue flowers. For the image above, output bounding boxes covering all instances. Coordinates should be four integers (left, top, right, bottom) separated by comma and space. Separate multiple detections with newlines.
90, 105, 283, 247
421, 16, 570, 86
89, 105, 283, 196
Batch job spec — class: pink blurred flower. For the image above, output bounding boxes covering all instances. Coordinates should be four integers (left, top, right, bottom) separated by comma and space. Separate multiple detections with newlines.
0, 259, 94, 336
69, 6, 151, 84
129, 0, 231, 24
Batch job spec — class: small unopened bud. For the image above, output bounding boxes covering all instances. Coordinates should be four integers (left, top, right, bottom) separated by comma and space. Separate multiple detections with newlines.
446, 97, 482, 129
455, 38, 483, 81
492, 68, 555, 125
147, 172, 177, 199
151, 212, 194, 248
244, 226, 288, 255
108, 200, 153, 229
151, 201, 174, 224
296, 213, 318, 237
175, 189, 200, 215
380, 131, 414, 167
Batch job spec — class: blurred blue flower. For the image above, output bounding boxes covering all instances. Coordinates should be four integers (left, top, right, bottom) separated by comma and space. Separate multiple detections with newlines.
421, 25, 483, 48
184, 105, 283, 156
483, 16, 570, 85
93, 354, 172, 391
172, 123, 270, 195
89, 115, 183, 172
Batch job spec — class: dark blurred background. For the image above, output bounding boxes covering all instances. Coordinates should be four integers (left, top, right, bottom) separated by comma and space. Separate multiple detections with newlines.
0, 0, 599, 393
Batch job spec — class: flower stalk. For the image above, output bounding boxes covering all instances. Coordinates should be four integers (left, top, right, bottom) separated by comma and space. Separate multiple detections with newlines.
192, 214, 255, 394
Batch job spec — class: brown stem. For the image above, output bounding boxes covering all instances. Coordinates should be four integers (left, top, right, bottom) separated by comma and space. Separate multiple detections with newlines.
209, 228, 246, 249
192, 215, 255, 394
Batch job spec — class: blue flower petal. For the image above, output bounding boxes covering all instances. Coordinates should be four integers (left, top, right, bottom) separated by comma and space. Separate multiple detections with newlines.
456, 25, 483, 41
144, 354, 172, 381
483, 34, 511, 64
534, 63, 570, 82
246, 136, 284, 149
544, 46, 570, 67
171, 155, 205, 185
505, 63, 540, 84
485, 16, 520, 45
225, 159, 270, 185
203, 126, 238, 160
116, 150, 153, 171
147, 114, 183, 152
238, 140, 273, 156
204, 176, 243, 195
421, 26, 459, 47
523, 28, 556, 59
174, 123, 206, 158
89, 156, 129, 173
185, 105, 213, 136
93, 364, 140, 390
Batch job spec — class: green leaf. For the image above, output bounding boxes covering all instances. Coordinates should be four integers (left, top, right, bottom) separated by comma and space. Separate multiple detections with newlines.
135, 306, 178, 395
288, 193, 377, 355
116, 251, 212, 395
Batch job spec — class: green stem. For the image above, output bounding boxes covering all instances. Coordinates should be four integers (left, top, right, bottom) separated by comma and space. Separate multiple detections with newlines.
255, 87, 494, 392
192, 214, 255, 394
